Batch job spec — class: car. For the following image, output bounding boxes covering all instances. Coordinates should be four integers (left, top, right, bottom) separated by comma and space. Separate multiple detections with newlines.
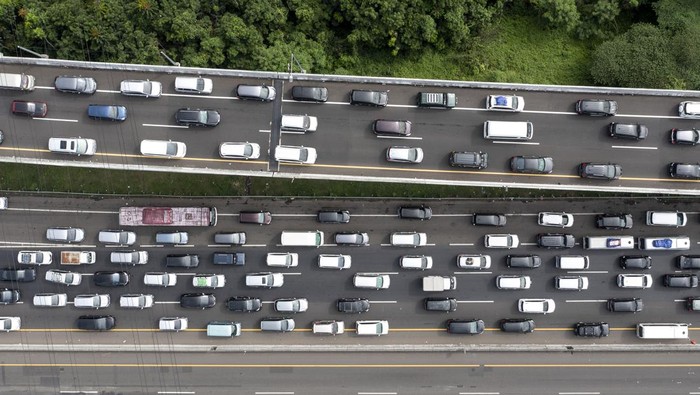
99, 230, 136, 245
17, 250, 52, 265
0, 289, 20, 304
554, 275, 589, 290
119, 294, 154, 309
687, 297, 700, 311
236, 84, 276, 101
484, 234, 519, 248
609, 122, 648, 140
537, 212, 573, 228
335, 232, 369, 246
156, 231, 189, 244
537, 233, 575, 249
312, 320, 345, 335
77, 315, 115, 331
669, 163, 700, 179
372, 119, 412, 136
33, 293, 68, 307
355, 320, 389, 336
120, 79, 162, 97
619, 255, 652, 269
679, 101, 700, 118
266, 253, 299, 267
175, 108, 220, 127
317, 210, 350, 223
0, 197, 6, 210
518, 298, 555, 314
143, 272, 177, 287
424, 297, 457, 312
473, 213, 506, 226
140, 139, 187, 158
353, 273, 390, 289
11, 100, 47, 117
73, 294, 110, 309
280, 114, 318, 132
663, 274, 699, 288
678, 255, 700, 269
239, 210, 272, 225
94, 271, 129, 287
274, 145, 317, 164
48, 138, 97, 156
174, 76, 213, 94
399, 255, 433, 270
446, 319, 485, 334
318, 254, 351, 270
110, 250, 146, 265
499, 318, 535, 333
578, 163, 622, 180
0, 268, 36, 282
617, 274, 653, 289
350, 89, 388, 106
596, 213, 633, 229
87, 104, 127, 121
246, 272, 284, 288
260, 317, 296, 332
165, 254, 200, 268
670, 128, 700, 145
274, 298, 308, 313
54, 75, 96, 94
214, 232, 246, 245
291, 86, 328, 102
449, 151, 488, 169
575, 99, 617, 116
486, 94, 524, 112
506, 255, 541, 268
226, 296, 262, 312
574, 322, 610, 337
386, 146, 423, 163
337, 298, 370, 313
398, 205, 432, 220
219, 142, 261, 159
456, 254, 491, 269
646, 211, 687, 227
159, 317, 188, 332
192, 274, 226, 289
45, 269, 82, 286
607, 298, 643, 312
212, 252, 245, 265
496, 275, 531, 290
510, 156, 553, 174
180, 293, 216, 309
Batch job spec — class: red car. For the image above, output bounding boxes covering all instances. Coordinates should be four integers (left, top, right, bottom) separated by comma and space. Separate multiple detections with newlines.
11, 100, 47, 117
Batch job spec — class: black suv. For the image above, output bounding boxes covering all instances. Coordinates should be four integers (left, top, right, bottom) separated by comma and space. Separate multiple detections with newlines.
574, 322, 609, 337
499, 318, 535, 333
620, 255, 652, 269
472, 213, 506, 226
175, 108, 220, 127
536, 233, 575, 249
449, 151, 488, 169
595, 213, 633, 229
678, 255, 700, 269
424, 297, 457, 312
607, 298, 643, 312
398, 205, 432, 220
337, 298, 370, 313
446, 319, 484, 335
166, 254, 200, 268
94, 271, 129, 287
0, 289, 20, 304
575, 99, 617, 116
317, 210, 351, 223
180, 293, 216, 309
350, 90, 388, 106
663, 274, 699, 288
609, 122, 648, 140
0, 268, 36, 282
578, 163, 622, 180
226, 296, 262, 312
77, 315, 115, 331
506, 255, 542, 268
291, 86, 328, 102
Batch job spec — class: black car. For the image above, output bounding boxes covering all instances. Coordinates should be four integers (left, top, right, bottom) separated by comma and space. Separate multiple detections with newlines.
226, 296, 262, 312
11, 100, 48, 117
212, 252, 245, 266
337, 298, 370, 313
536, 233, 575, 249
506, 255, 542, 268
0, 268, 36, 282
446, 319, 484, 334
165, 254, 200, 268
620, 255, 652, 269
670, 128, 700, 145
472, 213, 506, 226
77, 315, 115, 331
372, 119, 411, 136
350, 90, 388, 107
0, 289, 20, 304
94, 271, 129, 287
609, 122, 648, 140
663, 274, 699, 288
510, 156, 553, 174
317, 210, 351, 223
239, 210, 272, 225
54, 75, 97, 94
678, 255, 700, 269
424, 297, 457, 312
607, 298, 643, 312
398, 205, 432, 220
669, 163, 700, 179
180, 293, 216, 309
499, 318, 535, 333
578, 163, 622, 180
575, 99, 617, 116
291, 86, 328, 102
175, 108, 220, 127
595, 213, 633, 229
449, 151, 488, 169
574, 322, 610, 337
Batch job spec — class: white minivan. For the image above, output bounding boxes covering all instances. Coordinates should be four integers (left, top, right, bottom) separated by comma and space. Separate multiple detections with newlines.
266, 252, 299, 267
496, 275, 531, 289
274, 145, 317, 164
399, 255, 433, 269
353, 273, 391, 289
483, 120, 533, 140
280, 230, 324, 247
390, 232, 427, 247
281, 114, 318, 132
556, 255, 590, 269
645, 211, 687, 227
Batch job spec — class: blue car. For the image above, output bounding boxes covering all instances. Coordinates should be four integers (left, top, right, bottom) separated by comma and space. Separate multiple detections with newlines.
88, 104, 127, 121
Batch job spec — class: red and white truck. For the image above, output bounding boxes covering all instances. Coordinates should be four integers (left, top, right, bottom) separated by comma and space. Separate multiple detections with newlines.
119, 206, 218, 227
60, 251, 96, 265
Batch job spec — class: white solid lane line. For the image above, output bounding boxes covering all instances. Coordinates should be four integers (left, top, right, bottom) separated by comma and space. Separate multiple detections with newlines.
457, 300, 494, 304
565, 300, 607, 303
143, 124, 189, 129
611, 145, 658, 150
492, 141, 540, 145
34, 118, 79, 123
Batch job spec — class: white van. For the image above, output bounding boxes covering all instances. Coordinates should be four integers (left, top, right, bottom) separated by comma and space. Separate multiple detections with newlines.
0, 73, 35, 91
645, 211, 687, 227
636, 323, 689, 339
556, 255, 590, 269
582, 236, 635, 250
110, 251, 148, 265
554, 275, 588, 290
266, 252, 299, 267
206, 321, 241, 337
483, 120, 533, 140
280, 230, 324, 247
390, 232, 427, 247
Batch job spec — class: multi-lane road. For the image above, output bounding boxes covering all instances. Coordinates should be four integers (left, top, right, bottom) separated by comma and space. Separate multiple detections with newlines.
1, 58, 700, 194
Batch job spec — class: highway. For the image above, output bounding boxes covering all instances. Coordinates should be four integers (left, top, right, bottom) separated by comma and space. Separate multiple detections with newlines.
1, 59, 700, 194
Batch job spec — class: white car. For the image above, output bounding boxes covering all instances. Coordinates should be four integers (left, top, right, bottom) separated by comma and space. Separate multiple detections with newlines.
17, 250, 52, 265
312, 320, 345, 335
274, 145, 317, 164
120, 79, 162, 97
192, 274, 226, 289
73, 294, 110, 309
386, 146, 423, 163
274, 298, 309, 313
143, 272, 177, 287
399, 255, 433, 270
0, 317, 20, 332
48, 137, 97, 156
98, 230, 136, 245
0, 197, 7, 210
318, 254, 351, 270
518, 298, 556, 314
484, 234, 519, 249
537, 212, 574, 228
119, 294, 154, 309
219, 142, 261, 159
159, 317, 188, 332
174, 76, 213, 94
496, 275, 531, 290
33, 293, 68, 307
355, 320, 389, 336
281, 114, 318, 132
246, 272, 284, 288
456, 254, 491, 269
266, 252, 299, 267
45, 269, 82, 286
486, 94, 524, 112
353, 273, 390, 289
46, 227, 84, 243
140, 139, 186, 158
617, 274, 653, 289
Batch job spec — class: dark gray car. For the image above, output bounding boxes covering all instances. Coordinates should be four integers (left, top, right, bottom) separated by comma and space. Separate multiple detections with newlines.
449, 151, 488, 169
424, 297, 457, 312
446, 319, 485, 334
663, 274, 698, 288
350, 90, 388, 107
620, 255, 652, 269
212, 252, 245, 266
506, 255, 542, 268
575, 99, 617, 116
372, 119, 412, 136
609, 122, 648, 140
678, 255, 700, 269
398, 205, 432, 220
596, 213, 633, 229
473, 213, 506, 226
317, 210, 350, 223
291, 86, 328, 102
607, 298, 643, 312
334, 232, 369, 246
0, 268, 36, 282
499, 318, 535, 333
669, 163, 700, 179
578, 163, 622, 180
175, 108, 220, 127
537, 233, 575, 249
226, 296, 262, 312
337, 298, 370, 313
510, 156, 553, 174
165, 254, 200, 268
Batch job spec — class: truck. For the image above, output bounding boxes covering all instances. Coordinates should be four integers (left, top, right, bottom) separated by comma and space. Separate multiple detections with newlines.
60, 251, 96, 265
417, 92, 457, 108
119, 206, 217, 227
423, 276, 457, 291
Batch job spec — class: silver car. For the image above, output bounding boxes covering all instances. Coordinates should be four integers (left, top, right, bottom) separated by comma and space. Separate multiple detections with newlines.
386, 146, 424, 163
